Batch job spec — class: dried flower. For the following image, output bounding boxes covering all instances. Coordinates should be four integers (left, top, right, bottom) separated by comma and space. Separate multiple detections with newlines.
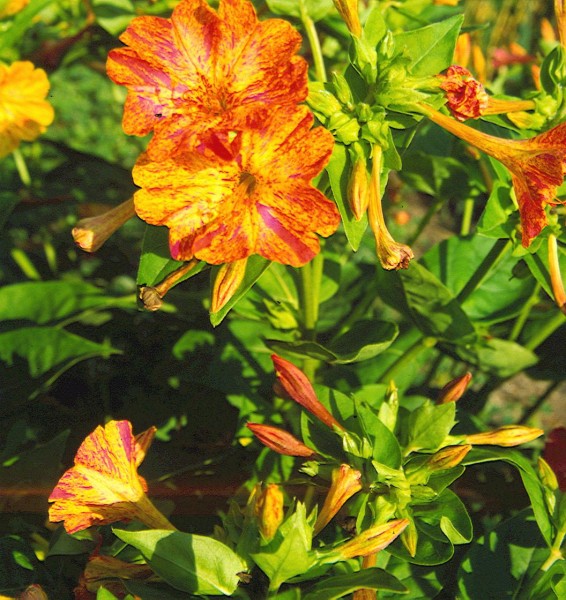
133, 106, 339, 266
138, 259, 199, 312
417, 103, 566, 247
465, 425, 543, 447
272, 354, 344, 430
314, 464, 363, 536
0, 61, 54, 158
437, 372, 472, 404
247, 422, 316, 457
107, 0, 307, 160
72, 198, 136, 253
211, 258, 247, 313
49, 420, 175, 533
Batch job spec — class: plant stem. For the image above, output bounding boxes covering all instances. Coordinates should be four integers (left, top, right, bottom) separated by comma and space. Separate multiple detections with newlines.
12, 148, 31, 187
300, 0, 327, 82
460, 197, 474, 236
300, 256, 322, 380
508, 282, 541, 342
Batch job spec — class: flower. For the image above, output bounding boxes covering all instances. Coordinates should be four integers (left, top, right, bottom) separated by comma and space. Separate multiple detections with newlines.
253, 484, 285, 541
272, 354, 344, 430
49, 420, 175, 534
72, 198, 136, 253
329, 518, 409, 559
133, 106, 339, 266
417, 103, 566, 246
0, 0, 30, 19
106, 0, 307, 160
543, 427, 566, 490
348, 157, 369, 221
0, 61, 54, 159
247, 422, 316, 457
314, 464, 363, 536
211, 258, 247, 313
437, 372, 472, 404
465, 425, 543, 447
439, 65, 489, 121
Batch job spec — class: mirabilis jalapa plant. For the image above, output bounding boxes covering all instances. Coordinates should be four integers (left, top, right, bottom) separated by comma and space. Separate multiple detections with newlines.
44, 0, 566, 598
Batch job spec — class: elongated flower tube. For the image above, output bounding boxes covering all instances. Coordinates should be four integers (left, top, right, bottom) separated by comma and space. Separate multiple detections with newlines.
465, 425, 543, 447
49, 420, 175, 534
133, 106, 339, 266
329, 519, 409, 560
314, 464, 363, 536
333, 0, 362, 37
272, 354, 345, 430
72, 198, 136, 253
417, 103, 566, 246
0, 61, 54, 158
107, 0, 307, 160
367, 145, 413, 270
247, 422, 316, 458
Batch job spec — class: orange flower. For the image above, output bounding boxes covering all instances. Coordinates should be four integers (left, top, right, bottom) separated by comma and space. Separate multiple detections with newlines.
133, 106, 339, 266
106, 0, 307, 160
0, 61, 54, 159
439, 65, 488, 121
418, 103, 566, 246
247, 422, 317, 457
49, 420, 175, 534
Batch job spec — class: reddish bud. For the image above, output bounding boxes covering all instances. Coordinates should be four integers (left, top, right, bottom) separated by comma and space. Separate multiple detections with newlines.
247, 422, 316, 457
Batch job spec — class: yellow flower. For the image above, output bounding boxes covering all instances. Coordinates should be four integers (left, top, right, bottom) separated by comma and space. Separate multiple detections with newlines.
0, 61, 54, 159
49, 420, 175, 534
0, 0, 30, 19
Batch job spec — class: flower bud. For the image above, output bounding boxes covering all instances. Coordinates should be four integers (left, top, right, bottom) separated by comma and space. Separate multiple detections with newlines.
538, 457, 559, 492
437, 372, 472, 404
246, 422, 316, 457
72, 198, 136, 252
426, 444, 472, 471
548, 235, 566, 315
254, 484, 285, 542
19, 585, 49, 600
400, 517, 418, 557
465, 425, 543, 447
348, 157, 370, 221
332, 518, 409, 559
333, 0, 362, 37
211, 258, 247, 313
271, 354, 344, 430
139, 259, 199, 311
314, 464, 363, 536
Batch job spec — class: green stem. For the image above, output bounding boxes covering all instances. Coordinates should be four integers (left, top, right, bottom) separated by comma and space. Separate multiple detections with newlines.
525, 310, 566, 351
300, 257, 321, 381
508, 282, 541, 342
300, 0, 327, 82
378, 335, 437, 384
460, 197, 475, 236
12, 147, 31, 187
456, 238, 511, 304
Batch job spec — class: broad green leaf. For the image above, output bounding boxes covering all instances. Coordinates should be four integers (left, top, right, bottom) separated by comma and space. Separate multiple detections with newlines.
455, 337, 538, 378
266, 0, 334, 22
405, 401, 455, 453
114, 529, 246, 596
250, 503, 313, 591
303, 568, 407, 600
92, 0, 135, 35
210, 256, 272, 326
417, 489, 472, 545
0, 280, 132, 324
355, 401, 402, 467
266, 320, 398, 364
394, 15, 464, 78
476, 180, 518, 238
137, 225, 206, 287
0, 327, 119, 377
326, 143, 368, 251
382, 556, 442, 599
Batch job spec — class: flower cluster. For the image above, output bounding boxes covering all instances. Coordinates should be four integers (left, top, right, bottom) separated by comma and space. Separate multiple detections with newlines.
105, 0, 340, 270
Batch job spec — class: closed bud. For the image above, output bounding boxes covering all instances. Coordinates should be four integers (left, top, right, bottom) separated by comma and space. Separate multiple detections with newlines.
332, 71, 354, 107
72, 198, 136, 252
437, 372, 472, 404
246, 422, 316, 457
537, 457, 558, 516
400, 517, 418, 558
314, 464, 363, 536
308, 83, 342, 118
348, 158, 370, 220
332, 518, 409, 559
254, 484, 284, 542
211, 258, 247, 313
548, 235, 566, 315
426, 444, 471, 471
466, 425, 543, 447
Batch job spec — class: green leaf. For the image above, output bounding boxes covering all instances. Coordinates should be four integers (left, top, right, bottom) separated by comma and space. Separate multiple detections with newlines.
405, 401, 455, 453
0, 191, 19, 231
418, 489, 473, 545
0, 327, 120, 377
92, 0, 135, 35
355, 401, 402, 467
266, 320, 398, 364
266, 0, 334, 22
326, 143, 368, 251
250, 503, 313, 591
210, 256, 273, 326
476, 180, 518, 238
137, 225, 206, 287
394, 15, 464, 78
113, 529, 247, 596
303, 568, 408, 599
125, 581, 199, 600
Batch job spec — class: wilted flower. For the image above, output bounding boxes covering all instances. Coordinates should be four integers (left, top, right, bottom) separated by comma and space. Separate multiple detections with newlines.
49, 420, 175, 533
133, 106, 339, 266
330, 518, 409, 559
437, 372, 472, 404
247, 422, 316, 457
272, 354, 344, 430
138, 259, 199, 312
543, 427, 566, 490
253, 484, 285, 541
465, 425, 544, 447
314, 464, 363, 536
18, 585, 49, 600
439, 65, 489, 121
211, 258, 247, 313
107, 0, 307, 160
0, 61, 54, 159
72, 198, 136, 253
417, 103, 566, 247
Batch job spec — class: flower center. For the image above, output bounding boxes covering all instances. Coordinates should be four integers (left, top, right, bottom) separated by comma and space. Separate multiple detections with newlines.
239, 172, 257, 195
